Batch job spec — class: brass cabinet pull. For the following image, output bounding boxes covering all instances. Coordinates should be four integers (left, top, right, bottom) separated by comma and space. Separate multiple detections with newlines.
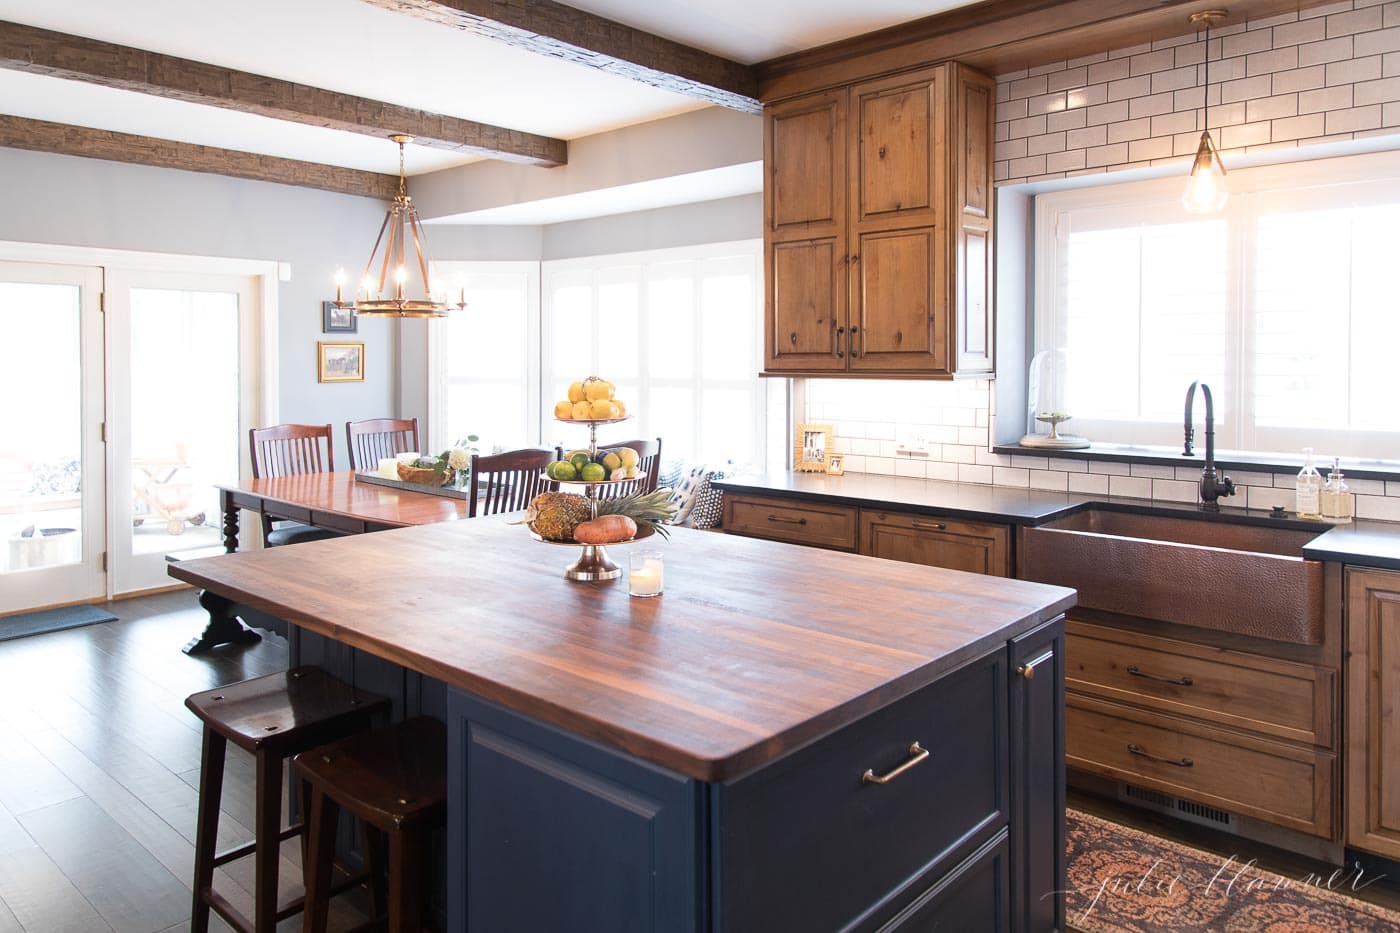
912, 520, 947, 531
835, 326, 845, 358
1015, 663, 1035, 681
1127, 666, 1193, 687
1127, 743, 1193, 768
768, 515, 807, 526
862, 742, 929, 785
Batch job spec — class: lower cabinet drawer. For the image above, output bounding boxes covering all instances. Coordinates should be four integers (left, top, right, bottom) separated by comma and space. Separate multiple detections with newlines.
1067, 620, 1335, 747
716, 650, 1007, 932
880, 831, 1009, 933
860, 510, 1010, 576
722, 494, 859, 550
1068, 694, 1335, 838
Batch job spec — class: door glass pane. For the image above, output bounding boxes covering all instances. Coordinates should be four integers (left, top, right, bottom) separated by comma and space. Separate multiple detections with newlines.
0, 283, 83, 573
128, 288, 238, 556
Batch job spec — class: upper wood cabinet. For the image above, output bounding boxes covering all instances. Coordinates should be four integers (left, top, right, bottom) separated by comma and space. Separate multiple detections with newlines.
764, 62, 995, 378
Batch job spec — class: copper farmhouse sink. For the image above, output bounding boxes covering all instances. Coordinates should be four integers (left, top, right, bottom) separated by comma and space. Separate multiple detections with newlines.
1019, 509, 1324, 645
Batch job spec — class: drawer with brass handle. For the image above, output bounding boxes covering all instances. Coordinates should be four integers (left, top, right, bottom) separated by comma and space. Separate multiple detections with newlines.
716, 649, 1007, 930
860, 510, 1010, 576
722, 494, 858, 551
1068, 694, 1334, 838
1066, 620, 1334, 748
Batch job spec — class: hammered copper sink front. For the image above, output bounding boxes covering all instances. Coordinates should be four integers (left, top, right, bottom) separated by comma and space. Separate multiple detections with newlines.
1018, 510, 1324, 645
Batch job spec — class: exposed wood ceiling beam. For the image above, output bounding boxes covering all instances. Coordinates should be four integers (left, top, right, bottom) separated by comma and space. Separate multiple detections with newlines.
362, 0, 761, 113
757, 0, 1343, 102
0, 114, 400, 199
0, 19, 567, 167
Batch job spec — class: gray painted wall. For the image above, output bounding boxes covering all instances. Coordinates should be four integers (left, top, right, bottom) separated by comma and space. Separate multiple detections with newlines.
0, 147, 396, 470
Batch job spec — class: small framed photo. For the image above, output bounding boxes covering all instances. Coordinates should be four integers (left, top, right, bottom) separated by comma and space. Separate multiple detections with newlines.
322, 300, 357, 334
826, 454, 845, 476
794, 422, 833, 473
317, 341, 364, 383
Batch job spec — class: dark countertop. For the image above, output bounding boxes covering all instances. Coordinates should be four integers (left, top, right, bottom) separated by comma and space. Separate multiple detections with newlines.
715, 472, 1400, 569
168, 518, 1075, 782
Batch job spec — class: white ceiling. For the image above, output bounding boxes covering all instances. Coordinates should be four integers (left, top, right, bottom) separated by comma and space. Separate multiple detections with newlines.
562, 0, 981, 64
0, 0, 984, 191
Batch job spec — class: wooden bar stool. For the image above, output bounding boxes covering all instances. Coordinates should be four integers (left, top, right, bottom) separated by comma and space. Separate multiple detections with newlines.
294, 716, 447, 933
186, 667, 389, 933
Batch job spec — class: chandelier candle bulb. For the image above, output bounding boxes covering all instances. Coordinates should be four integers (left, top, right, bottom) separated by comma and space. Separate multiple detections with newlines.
334, 269, 346, 303
629, 553, 663, 598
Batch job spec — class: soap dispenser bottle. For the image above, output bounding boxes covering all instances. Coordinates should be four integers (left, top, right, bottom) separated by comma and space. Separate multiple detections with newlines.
1321, 457, 1353, 523
1296, 448, 1322, 519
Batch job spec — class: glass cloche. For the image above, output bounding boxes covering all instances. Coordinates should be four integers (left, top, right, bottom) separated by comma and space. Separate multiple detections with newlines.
1019, 348, 1089, 449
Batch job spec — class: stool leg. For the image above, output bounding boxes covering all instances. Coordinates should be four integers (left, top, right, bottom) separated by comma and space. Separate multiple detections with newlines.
301, 787, 340, 933
253, 749, 283, 933
190, 726, 226, 933
387, 828, 426, 933
362, 823, 388, 921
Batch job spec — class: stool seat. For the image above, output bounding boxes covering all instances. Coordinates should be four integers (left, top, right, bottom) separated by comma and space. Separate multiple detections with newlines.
295, 717, 447, 933
266, 523, 345, 547
186, 666, 385, 755
294, 716, 446, 831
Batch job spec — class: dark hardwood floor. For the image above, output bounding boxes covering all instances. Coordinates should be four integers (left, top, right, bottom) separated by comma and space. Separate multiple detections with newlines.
0, 590, 367, 933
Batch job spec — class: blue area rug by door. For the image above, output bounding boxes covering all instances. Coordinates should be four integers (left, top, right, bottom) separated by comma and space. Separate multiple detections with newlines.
0, 604, 117, 642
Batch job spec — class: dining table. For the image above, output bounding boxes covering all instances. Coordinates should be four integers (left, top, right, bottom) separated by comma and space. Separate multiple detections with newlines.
179, 471, 472, 653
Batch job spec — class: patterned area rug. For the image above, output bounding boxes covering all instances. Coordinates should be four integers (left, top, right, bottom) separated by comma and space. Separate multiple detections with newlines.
1067, 809, 1400, 932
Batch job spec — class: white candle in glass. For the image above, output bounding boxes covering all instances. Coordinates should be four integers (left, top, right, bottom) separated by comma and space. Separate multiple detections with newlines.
629, 555, 664, 597
377, 457, 399, 479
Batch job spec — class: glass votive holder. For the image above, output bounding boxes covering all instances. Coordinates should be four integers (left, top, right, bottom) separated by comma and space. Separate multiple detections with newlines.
628, 551, 664, 598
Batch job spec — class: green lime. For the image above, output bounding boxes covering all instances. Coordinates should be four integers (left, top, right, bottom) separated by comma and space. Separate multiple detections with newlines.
549, 461, 577, 481
569, 452, 591, 472
579, 462, 606, 483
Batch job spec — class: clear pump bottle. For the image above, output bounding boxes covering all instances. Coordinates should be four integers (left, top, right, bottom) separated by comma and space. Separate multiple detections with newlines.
1321, 457, 1353, 523
1296, 448, 1322, 520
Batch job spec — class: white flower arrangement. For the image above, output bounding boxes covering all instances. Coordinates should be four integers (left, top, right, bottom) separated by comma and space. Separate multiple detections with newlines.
447, 446, 471, 471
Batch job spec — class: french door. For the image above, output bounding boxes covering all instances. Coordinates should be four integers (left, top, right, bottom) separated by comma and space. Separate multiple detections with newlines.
0, 261, 106, 614
106, 270, 260, 594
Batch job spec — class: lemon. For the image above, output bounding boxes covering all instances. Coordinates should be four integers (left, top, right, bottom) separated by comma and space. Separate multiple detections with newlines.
584, 380, 613, 402
601, 452, 622, 472
625, 466, 639, 479
613, 400, 627, 418
569, 452, 591, 472
553, 400, 573, 420
571, 400, 591, 420
580, 462, 606, 483
589, 399, 616, 419
568, 381, 586, 403
616, 447, 639, 469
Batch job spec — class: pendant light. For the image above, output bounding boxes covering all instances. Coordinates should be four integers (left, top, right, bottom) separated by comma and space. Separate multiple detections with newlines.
332, 134, 464, 318
1183, 10, 1229, 214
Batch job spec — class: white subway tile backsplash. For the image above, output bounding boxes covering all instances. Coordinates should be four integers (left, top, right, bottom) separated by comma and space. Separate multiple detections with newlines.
1088, 461, 1132, 475
1129, 463, 1178, 479
1300, 83, 1354, 111
1152, 479, 1199, 502
894, 459, 927, 478
1108, 117, 1153, 142
1272, 64, 1328, 92
1224, 29, 1276, 57
1087, 101, 1130, 126
993, 467, 1031, 488
926, 461, 959, 483
1357, 494, 1400, 521
1355, 75, 1400, 101
1068, 472, 1111, 495
1246, 486, 1295, 511
1067, 83, 1110, 110
1272, 111, 1328, 138
1327, 53, 1384, 82
1109, 476, 1154, 499
1029, 470, 1070, 491
1300, 35, 1356, 65
1048, 66, 1089, 92
958, 464, 993, 485
1327, 103, 1383, 131
1247, 93, 1301, 121
1328, 6, 1385, 36
1274, 18, 1329, 46
1248, 46, 1301, 75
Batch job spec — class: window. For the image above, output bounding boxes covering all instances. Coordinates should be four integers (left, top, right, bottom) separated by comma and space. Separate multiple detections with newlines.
1035, 151, 1400, 460
541, 241, 765, 466
429, 261, 540, 453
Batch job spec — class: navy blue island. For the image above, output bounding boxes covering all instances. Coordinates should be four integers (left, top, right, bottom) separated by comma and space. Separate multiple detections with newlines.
171, 516, 1076, 932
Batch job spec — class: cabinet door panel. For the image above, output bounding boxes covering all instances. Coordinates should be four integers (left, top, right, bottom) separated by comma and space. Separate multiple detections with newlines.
767, 238, 847, 370
1347, 568, 1400, 859
852, 229, 945, 371
859, 87, 932, 218
1009, 619, 1065, 933
768, 92, 846, 234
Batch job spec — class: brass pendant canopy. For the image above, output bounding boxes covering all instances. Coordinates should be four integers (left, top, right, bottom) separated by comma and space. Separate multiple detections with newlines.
333, 135, 463, 318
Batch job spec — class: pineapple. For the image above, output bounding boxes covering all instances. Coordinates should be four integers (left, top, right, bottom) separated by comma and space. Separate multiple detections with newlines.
526, 492, 590, 542
594, 489, 678, 539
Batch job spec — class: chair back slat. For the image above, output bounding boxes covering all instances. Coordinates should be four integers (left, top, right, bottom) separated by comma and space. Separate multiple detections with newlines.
596, 438, 663, 499
346, 418, 420, 472
249, 424, 334, 479
467, 447, 560, 518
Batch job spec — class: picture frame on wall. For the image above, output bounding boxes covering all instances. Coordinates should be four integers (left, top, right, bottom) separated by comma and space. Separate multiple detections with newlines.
317, 341, 364, 383
794, 422, 833, 473
322, 300, 357, 334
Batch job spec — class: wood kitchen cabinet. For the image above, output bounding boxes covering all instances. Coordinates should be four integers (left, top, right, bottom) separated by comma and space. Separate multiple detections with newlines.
764, 62, 994, 377
862, 509, 1010, 576
1346, 567, 1400, 859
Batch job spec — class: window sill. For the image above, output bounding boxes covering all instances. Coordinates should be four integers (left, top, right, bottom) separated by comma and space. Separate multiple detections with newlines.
991, 442, 1400, 484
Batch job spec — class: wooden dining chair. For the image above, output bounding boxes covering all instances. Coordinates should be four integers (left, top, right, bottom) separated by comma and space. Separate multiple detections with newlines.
598, 438, 662, 498
346, 418, 420, 472
467, 447, 559, 518
248, 424, 342, 547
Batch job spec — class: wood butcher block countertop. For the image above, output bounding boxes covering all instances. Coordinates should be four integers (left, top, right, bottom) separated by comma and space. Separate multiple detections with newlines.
169, 518, 1076, 781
